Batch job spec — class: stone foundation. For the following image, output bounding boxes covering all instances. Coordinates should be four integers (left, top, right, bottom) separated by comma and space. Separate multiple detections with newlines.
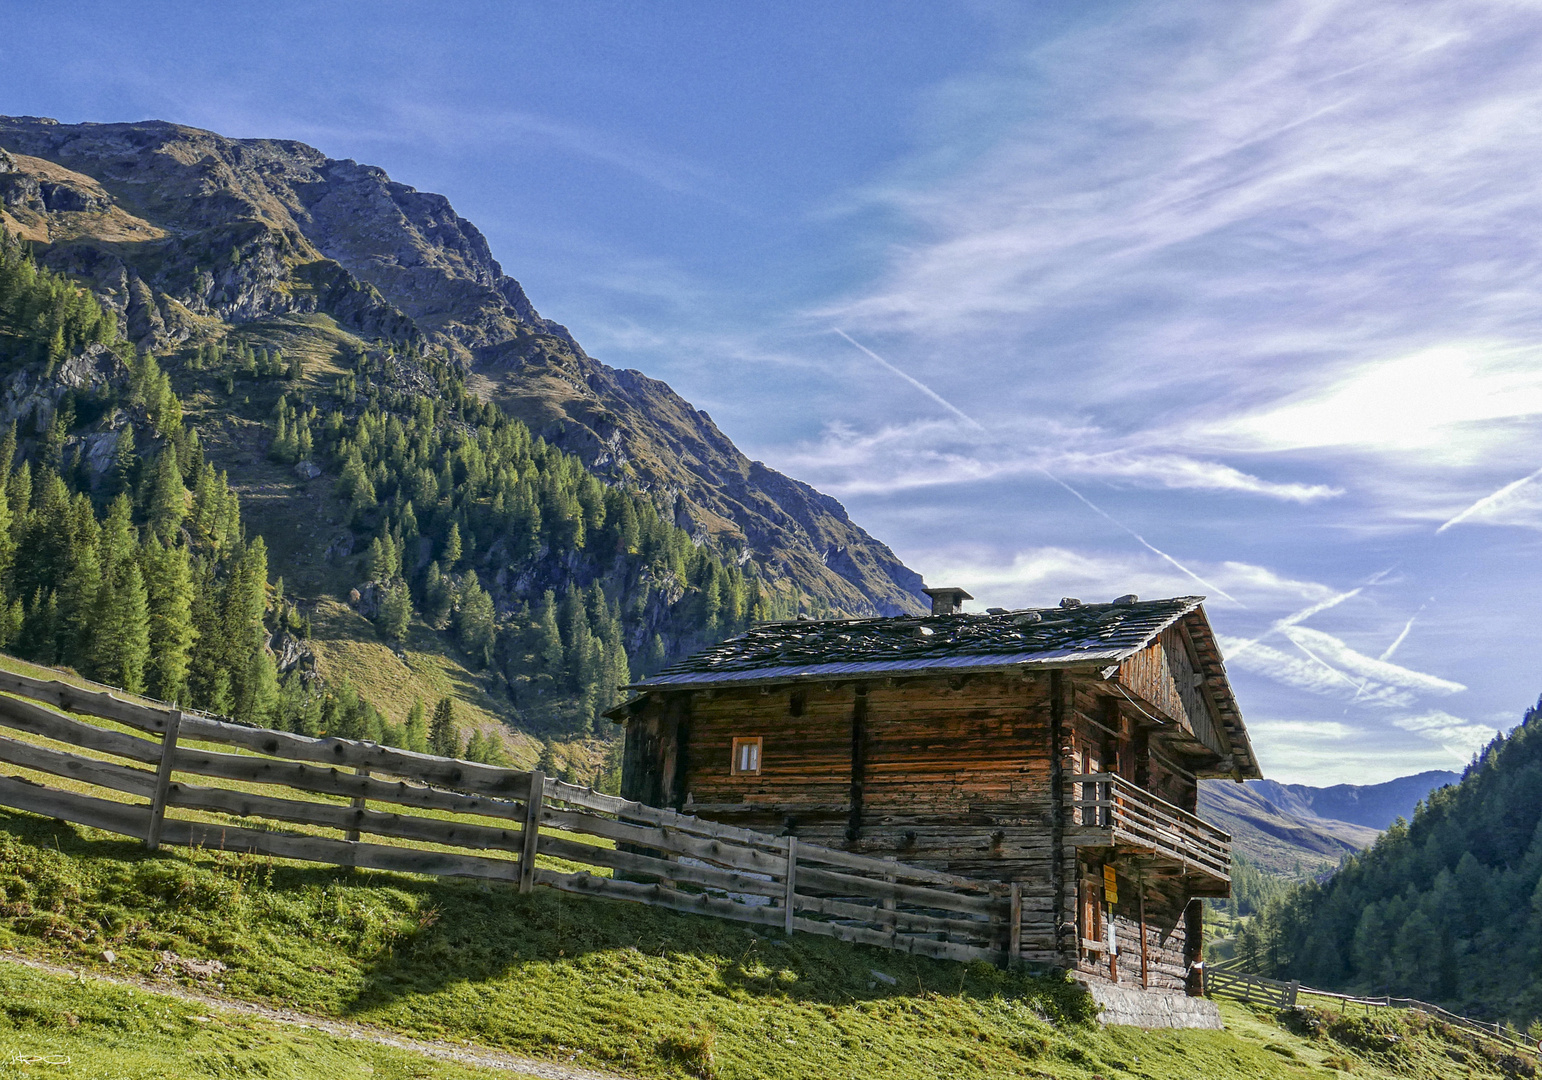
1081, 981, 1223, 1029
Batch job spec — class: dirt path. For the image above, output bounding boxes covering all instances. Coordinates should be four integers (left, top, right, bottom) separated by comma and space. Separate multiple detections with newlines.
0, 951, 632, 1080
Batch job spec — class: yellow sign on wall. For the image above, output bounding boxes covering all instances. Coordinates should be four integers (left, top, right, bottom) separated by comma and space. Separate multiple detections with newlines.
1103, 863, 1118, 905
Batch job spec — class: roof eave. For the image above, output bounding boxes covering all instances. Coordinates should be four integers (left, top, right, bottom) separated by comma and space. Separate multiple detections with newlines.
625, 654, 1123, 694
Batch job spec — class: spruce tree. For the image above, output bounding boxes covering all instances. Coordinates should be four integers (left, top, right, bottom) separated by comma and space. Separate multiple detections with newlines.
443, 521, 462, 568
429, 696, 459, 758
96, 561, 150, 694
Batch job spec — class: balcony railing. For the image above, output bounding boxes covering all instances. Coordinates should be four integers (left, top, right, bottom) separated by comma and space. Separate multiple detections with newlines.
1067, 772, 1231, 886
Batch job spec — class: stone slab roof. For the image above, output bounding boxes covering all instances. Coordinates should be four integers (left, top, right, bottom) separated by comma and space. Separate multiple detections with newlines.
632, 595, 1206, 688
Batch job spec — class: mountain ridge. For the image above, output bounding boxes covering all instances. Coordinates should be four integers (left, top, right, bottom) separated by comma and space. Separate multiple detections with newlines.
0, 115, 925, 621
1199, 770, 1458, 877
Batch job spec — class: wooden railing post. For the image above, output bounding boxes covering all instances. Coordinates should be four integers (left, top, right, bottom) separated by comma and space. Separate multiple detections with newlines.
518, 770, 545, 894
1008, 882, 1022, 968
346, 767, 370, 842
144, 707, 181, 851
783, 835, 797, 937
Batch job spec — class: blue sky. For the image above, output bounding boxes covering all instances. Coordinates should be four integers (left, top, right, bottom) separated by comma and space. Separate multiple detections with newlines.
6, 0, 1541, 783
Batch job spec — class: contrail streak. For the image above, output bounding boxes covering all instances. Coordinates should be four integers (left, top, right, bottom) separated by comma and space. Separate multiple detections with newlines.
1224, 572, 1391, 660
1379, 601, 1428, 662
831, 329, 985, 431
830, 328, 1238, 604
1437, 465, 1542, 533
1036, 469, 1241, 604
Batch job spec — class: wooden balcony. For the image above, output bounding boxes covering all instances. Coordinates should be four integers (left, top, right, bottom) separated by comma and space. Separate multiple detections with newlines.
1066, 772, 1231, 894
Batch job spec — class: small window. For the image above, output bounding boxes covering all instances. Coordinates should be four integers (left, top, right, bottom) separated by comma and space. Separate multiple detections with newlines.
732, 736, 763, 776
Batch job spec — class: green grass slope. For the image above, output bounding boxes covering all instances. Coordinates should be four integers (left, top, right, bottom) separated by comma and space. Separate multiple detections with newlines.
0, 804, 1530, 1079
0, 960, 506, 1080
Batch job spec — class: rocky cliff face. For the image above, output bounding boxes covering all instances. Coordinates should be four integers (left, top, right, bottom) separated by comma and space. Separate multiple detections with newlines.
0, 116, 925, 617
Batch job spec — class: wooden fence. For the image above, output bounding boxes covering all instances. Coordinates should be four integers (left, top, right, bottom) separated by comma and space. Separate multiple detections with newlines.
0, 668, 1017, 966
1205, 964, 1539, 1056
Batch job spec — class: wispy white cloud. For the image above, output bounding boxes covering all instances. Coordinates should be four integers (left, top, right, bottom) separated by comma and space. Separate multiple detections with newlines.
777, 419, 1340, 501
1205, 344, 1542, 459
1391, 710, 1499, 758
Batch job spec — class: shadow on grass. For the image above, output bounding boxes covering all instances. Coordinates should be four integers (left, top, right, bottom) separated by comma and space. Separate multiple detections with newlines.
0, 808, 1093, 1028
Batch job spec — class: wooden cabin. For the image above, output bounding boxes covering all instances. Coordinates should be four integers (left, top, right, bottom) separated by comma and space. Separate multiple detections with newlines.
613, 592, 1261, 996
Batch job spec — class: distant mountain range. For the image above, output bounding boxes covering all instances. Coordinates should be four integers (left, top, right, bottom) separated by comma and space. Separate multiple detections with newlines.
1200, 770, 1460, 876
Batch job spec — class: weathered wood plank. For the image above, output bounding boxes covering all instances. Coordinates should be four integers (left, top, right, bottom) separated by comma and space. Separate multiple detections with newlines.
0, 696, 163, 764
519, 771, 545, 894
145, 707, 181, 851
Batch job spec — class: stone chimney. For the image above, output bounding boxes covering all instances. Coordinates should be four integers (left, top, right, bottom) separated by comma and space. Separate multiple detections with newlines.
921, 586, 973, 615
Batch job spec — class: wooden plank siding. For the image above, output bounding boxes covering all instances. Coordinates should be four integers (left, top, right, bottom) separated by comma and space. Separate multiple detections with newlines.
635, 675, 1063, 880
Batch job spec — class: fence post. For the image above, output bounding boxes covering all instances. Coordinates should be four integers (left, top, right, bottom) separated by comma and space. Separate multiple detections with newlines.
1008, 882, 1022, 969
1287, 980, 1299, 1007
519, 770, 545, 894
783, 836, 798, 937
346, 767, 370, 843
145, 707, 182, 852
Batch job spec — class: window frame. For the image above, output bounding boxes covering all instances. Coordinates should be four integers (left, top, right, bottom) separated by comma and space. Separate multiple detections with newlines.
731, 735, 763, 776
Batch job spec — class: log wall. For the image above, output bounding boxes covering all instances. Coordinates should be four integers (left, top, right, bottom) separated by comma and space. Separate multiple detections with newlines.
621, 664, 1212, 982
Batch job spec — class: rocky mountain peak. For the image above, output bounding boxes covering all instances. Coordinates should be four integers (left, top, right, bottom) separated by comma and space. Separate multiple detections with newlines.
0, 115, 927, 618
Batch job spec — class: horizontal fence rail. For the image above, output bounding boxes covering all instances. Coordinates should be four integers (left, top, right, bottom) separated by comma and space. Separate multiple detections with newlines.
1067, 772, 1231, 883
0, 667, 1014, 967
1205, 967, 1539, 1056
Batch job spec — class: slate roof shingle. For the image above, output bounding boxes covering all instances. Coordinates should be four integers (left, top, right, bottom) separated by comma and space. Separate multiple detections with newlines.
632, 595, 1207, 688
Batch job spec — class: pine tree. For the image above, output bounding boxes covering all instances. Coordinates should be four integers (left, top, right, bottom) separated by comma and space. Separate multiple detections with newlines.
536, 738, 557, 776
97, 494, 136, 592
423, 561, 452, 627
110, 426, 137, 498
429, 696, 459, 758
242, 648, 279, 729
57, 505, 102, 666
379, 581, 410, 642
147, 448, 186, 541
455, 572, 495, 668
532, 590, 564, 673
187, 561, 227, 712
0, 475, 14, 595
227, 538, 271, 725
142, 537, 196, 704
404, 698, 428, 754
95, 561, 150, 694
443, 521, 462, 568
